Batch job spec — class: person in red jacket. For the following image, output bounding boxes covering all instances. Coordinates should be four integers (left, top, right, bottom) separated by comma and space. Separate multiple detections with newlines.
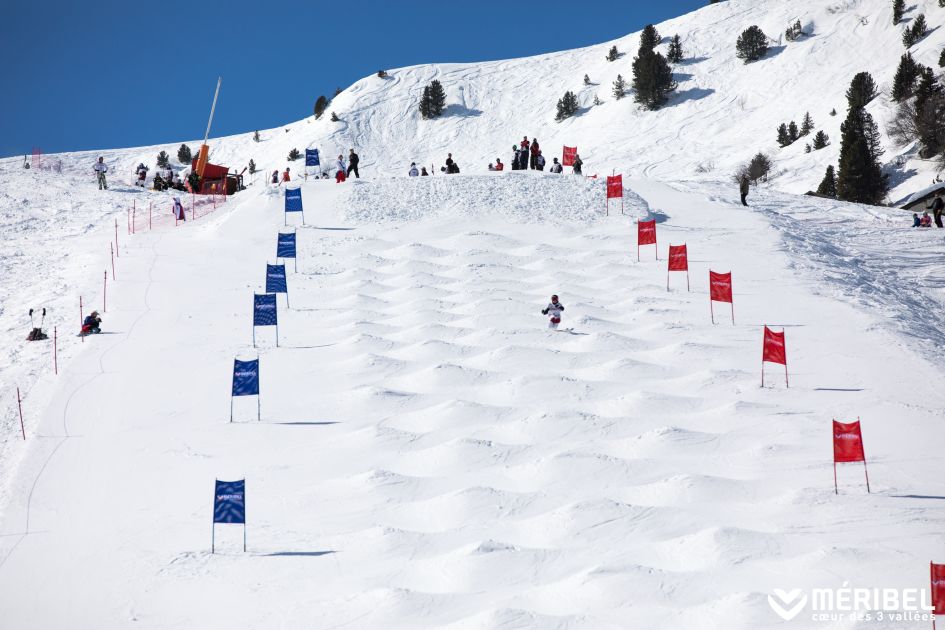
529, 138, 540, 170
282, 167, 291, 183
495, 158, 504, 171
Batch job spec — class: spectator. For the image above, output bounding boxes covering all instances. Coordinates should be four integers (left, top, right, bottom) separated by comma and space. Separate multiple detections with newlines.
409, 162, 419, 177
347, 149, 360, 179
94, 157, 108, 190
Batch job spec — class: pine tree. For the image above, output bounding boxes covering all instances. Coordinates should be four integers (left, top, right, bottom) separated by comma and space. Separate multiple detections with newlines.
556, 91, 579, 121
846, 72, 877, 110
940, 48, 945, 68
736, 25, 768, 63
913, 68, 945, 157
667, 34, 683, 63
419, 80, 447, 119
593, 95, 602, 106
177, 144, 192, 164
584, 74, 591, 85
777, 123, 791, 147
891, 52, 922, 102
893, 0, 905, 25
812, 130, 830, 149
785, 20, 803, 41
287, 148, 300, 161
248, 159, 256, 174
156, 151, 169, 168
314, 95, 329, 119
816, 165, 837, 197
788, 121, 799, 141
914, 66, 938, 112
612, 74, 627, 100
333, 87, 342, 97
640, 24, 661, 51
836, 105, 887, 204
253, 130, 260, 142
330, 111, 339, 122
632, 48, 677, 110
830, 108, 838, 116
805, 144, 812, 153
800, 112, 814, 136
903, 14, 927, 47
607, 45, 619, 61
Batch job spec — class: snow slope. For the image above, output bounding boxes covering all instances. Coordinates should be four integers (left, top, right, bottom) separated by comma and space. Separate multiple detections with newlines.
1, 171, 945, 628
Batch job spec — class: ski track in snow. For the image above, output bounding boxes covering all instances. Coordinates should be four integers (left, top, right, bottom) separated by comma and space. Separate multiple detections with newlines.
0, 172, 943, 628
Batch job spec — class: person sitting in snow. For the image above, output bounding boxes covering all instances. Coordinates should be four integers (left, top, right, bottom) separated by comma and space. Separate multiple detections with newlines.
421, 167, 429, 176
495, 158, 504, 171
135, 163, 148, 187
81, 311, 102, 336
541, 295, 565, 330
409, 162, 419, 177
913, 213, 921, 228
920, 211, 933, 227
550, 158, 563, 174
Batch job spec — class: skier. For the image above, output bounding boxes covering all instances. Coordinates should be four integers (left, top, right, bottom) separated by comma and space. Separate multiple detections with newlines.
739, 174, 750, 206
535, 151, 545, 171
94, 157, 108, 190
541, 295, 565, 330
173, 197, 185, 221
572, 154, 583, 175
408, 162, 419, 177
135, 163, 148, 188
347, 149, 360, 179
550, 158, 563, 174
495, 158, 504, 171
530, 138, 540, 170
271, 170, 279, 185
282, 167, 291, 183
335, 155, 347, 183
81, 311, 102, 336
927, 192, 944, 228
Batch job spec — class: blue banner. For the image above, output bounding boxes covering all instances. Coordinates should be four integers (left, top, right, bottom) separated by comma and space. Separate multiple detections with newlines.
285, 188, 303, 212
277, 232, 296, 259
253, 294, 277, 326
305, 149, 320, 167
232, 359, 259, 396
266, 264, 287, 294
213, 479, 246, 524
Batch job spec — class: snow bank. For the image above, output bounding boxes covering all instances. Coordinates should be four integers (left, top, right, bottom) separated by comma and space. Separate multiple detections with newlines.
339, 173, 649, 224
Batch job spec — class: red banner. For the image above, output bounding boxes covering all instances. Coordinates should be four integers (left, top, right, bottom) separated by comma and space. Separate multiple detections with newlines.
606, 175, 623, 199
638, 220, 656, 246
668, 244, 688, 271
562, 146, 577, 167
709, 271, 733, 303
762, 326, 787, 365
931, 563, 945, 615
832, 420, 865, 463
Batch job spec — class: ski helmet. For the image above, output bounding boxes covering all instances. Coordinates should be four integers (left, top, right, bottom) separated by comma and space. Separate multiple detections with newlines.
551, 295, 559, 302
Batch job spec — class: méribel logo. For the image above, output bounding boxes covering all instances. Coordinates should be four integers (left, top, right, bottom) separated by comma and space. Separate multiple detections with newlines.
768, 589, 808, 621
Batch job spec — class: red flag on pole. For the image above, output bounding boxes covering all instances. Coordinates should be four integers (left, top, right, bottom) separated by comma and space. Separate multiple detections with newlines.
667, 244, 689, 291
709, 271, 734, 324
931, 563, 945, 617
637, 220, 657, 261
606, 175, 623, 199
833, 419, 870, 493
562, 146, 577, 167
761, 326, 788, 387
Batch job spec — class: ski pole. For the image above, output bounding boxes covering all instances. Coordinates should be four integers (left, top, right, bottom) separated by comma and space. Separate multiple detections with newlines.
16, 388, 25, 440
53, 327, 58, 375
111, 242, 116, 281
115, 219, 119, 257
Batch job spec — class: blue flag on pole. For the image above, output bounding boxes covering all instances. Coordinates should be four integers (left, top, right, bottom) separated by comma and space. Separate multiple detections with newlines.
277, 232, 296, 259
232, 359, 259, 396
305, 149, 320, 167
253, 294, 277, 326
266, 264, 287, 294
285, 188, 303, 212
213, 479, 246, 524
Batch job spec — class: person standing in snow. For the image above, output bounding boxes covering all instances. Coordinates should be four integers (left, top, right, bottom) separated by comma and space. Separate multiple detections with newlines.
572, 154, 583, 175
282, 167, 291, 183
550, 158, 563, 174
511, 145, 520, 171
135, 163, 148, 188
94, 157, 108, 190
530, 138, 540, 170
495, 158, 504, 171
347, 149, 360, 179
927, 192, 944, 228
335, 155, 347, 183
541, 294, 565, 330
739, 175, 750, 207
445, 153, 454, 172
271, 170, 279, 185
535, 151, 545, 171
408, 162, 419, 177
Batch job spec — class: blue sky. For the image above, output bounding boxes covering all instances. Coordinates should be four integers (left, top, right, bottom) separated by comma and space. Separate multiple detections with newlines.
0, 0, 705, 158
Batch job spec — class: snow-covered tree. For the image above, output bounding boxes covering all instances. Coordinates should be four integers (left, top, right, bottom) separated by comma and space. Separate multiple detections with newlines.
736, 26, 768, 63
667, 34, 683, 63
607, 45, 619, 61
612, 74, 627, 100
800, 112, 814, 136
556, 91, 580, 121
287, 148, 301, 161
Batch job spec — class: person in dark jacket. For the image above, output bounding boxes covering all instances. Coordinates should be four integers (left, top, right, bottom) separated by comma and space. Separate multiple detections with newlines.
541, 295, 565, 330
572, 154, 583, 175
739, 175, 750, 206
421, 167, 429, 176
927, 192, 944, 228
81, 311, 102, 335
912, 213, 921, 227
530, 139, 540, 170
347, 149, 360, 179
550, 158, 563, 174
535, 151, 545, 171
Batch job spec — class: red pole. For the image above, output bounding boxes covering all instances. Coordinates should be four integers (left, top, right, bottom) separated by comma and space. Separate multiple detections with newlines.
80, 296, 84, 344
127, 208, 131, 235
132, 208, 136, 234
111, 242, 116, 280
53, 327, 58, 375
149, 202, 152, 230
103, 270, 107, 313
115, 219, 119, 257
16, 388, 25, 440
